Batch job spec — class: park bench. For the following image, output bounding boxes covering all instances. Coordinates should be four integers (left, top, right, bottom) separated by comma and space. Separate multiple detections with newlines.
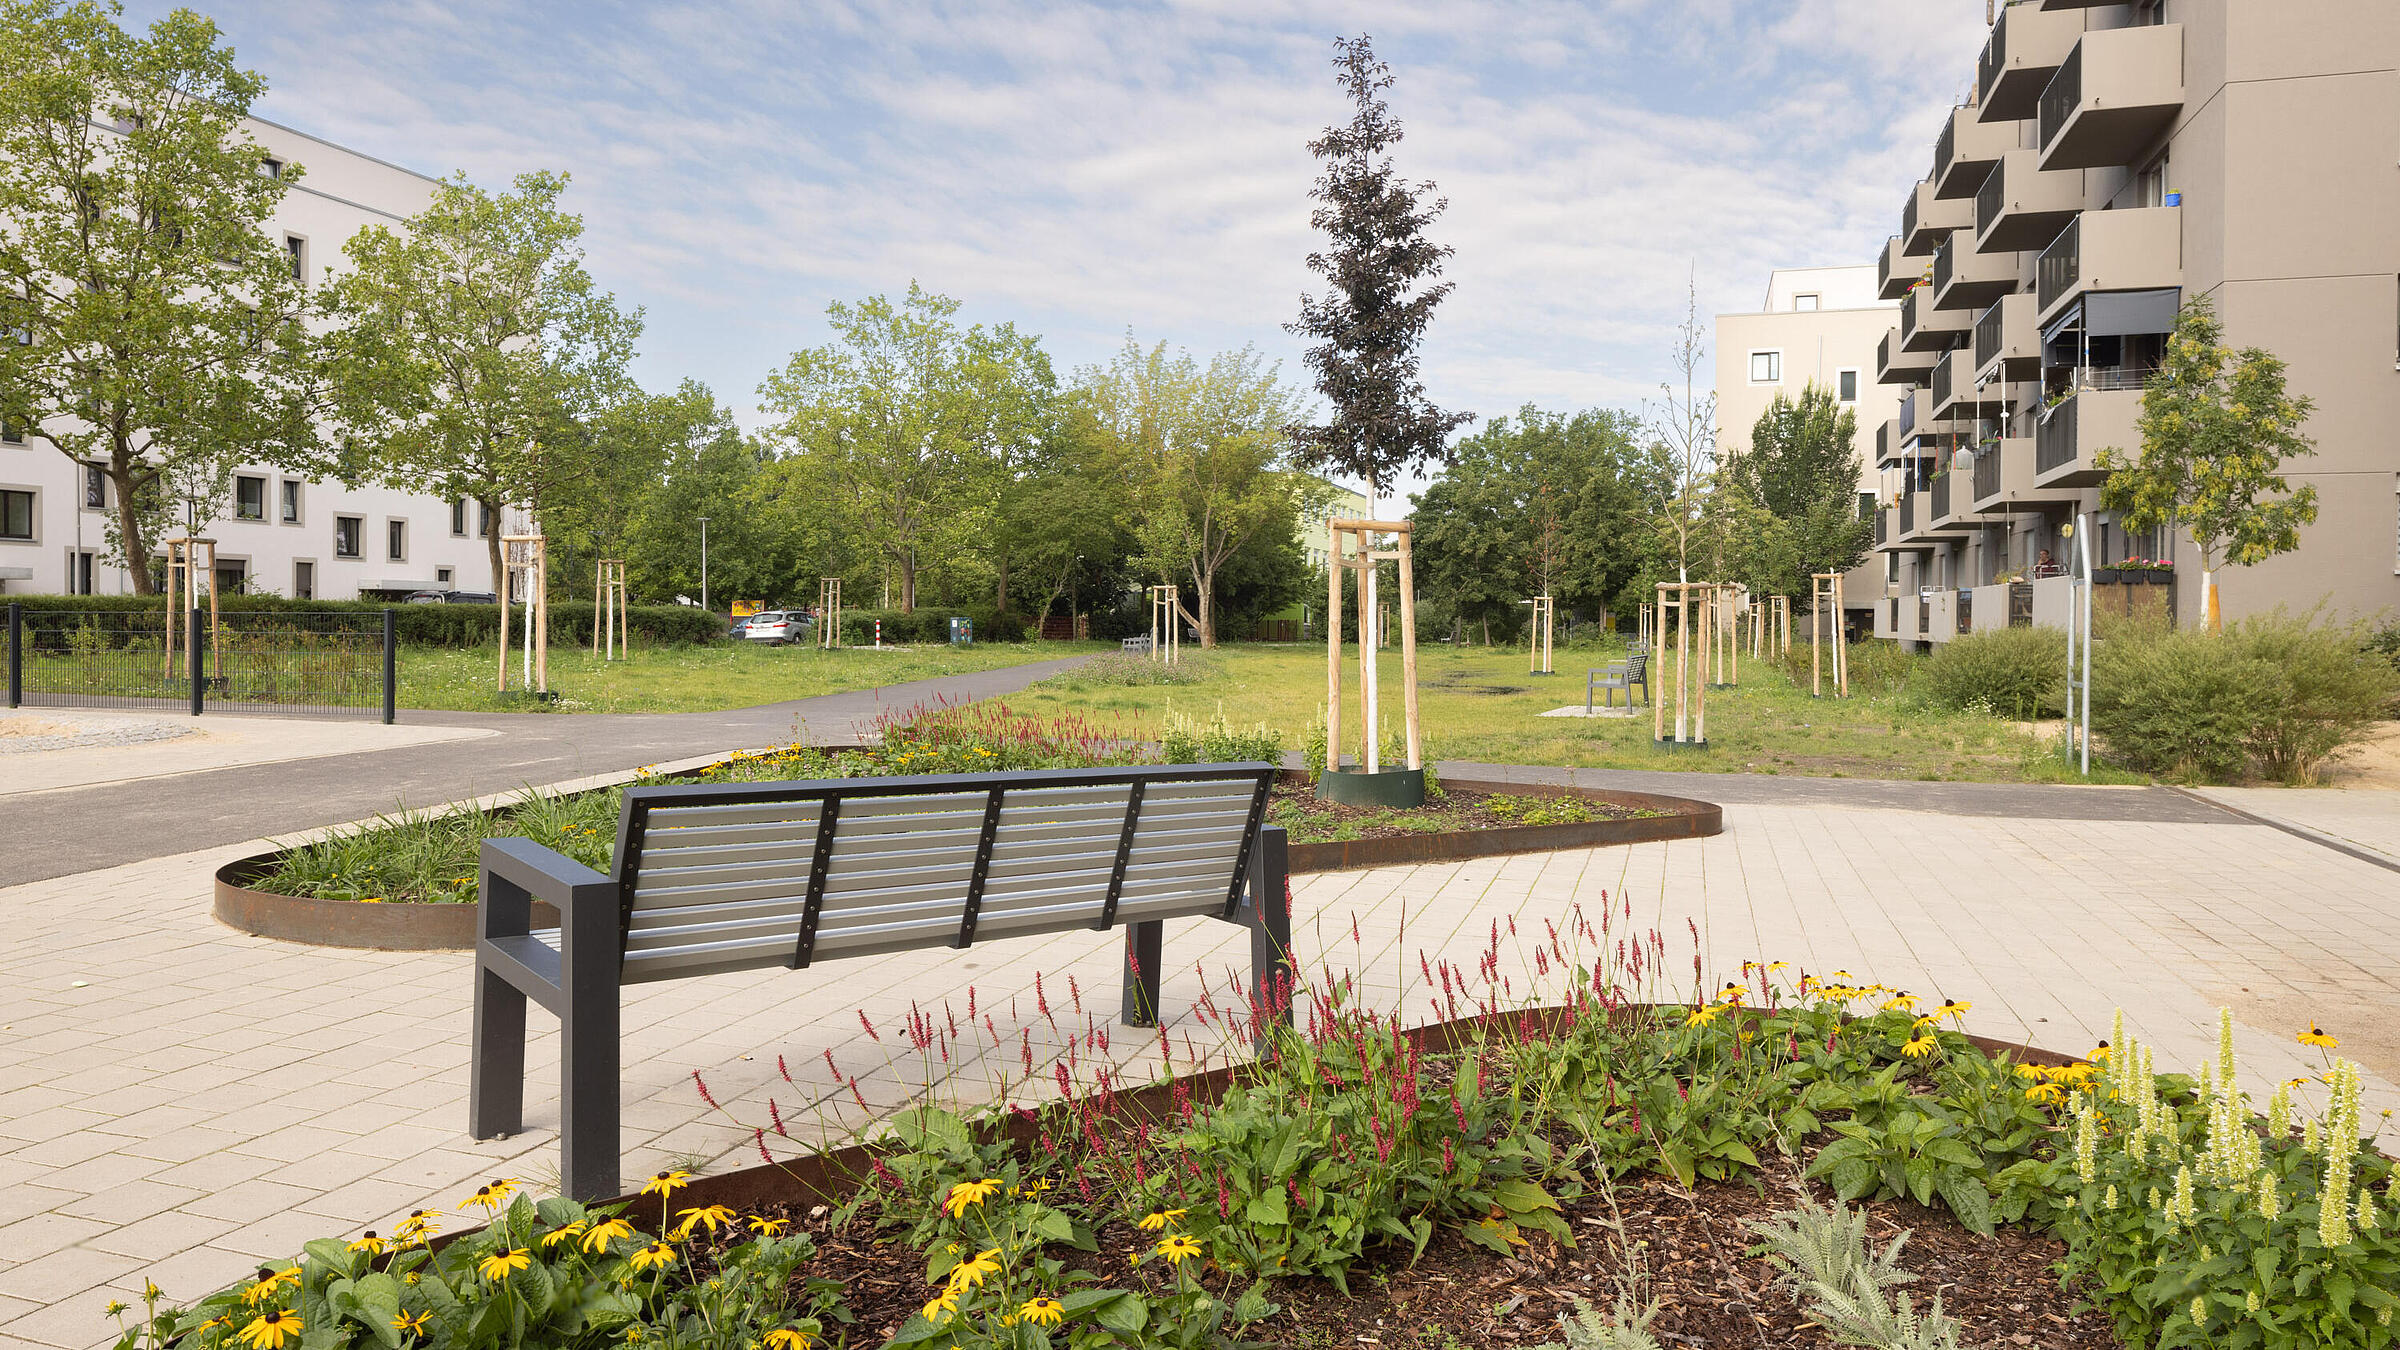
1587, 649, 1649, 711
468, 763, 1292, 1199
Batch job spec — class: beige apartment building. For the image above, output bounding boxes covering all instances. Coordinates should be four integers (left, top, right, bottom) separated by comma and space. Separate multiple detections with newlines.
1869, 0, 2399, 647
1715, 265, 1908, 629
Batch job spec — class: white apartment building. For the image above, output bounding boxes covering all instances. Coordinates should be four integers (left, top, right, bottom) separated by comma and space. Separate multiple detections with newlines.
1712, 265, 1909, 624
0, 117, 501, 601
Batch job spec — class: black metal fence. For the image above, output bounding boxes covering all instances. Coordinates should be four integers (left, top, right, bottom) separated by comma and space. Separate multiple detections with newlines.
6, 603, 394, 721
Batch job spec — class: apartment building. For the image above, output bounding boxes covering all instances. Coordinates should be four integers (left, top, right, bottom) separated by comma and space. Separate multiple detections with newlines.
1714, 265, 1909, 629
1869, 0, 2399, 647
0, 117, 501, 601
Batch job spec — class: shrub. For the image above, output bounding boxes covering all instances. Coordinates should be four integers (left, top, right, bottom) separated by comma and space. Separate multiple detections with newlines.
1920, 627, 2067, 717
1159, 705, 1282, 764
0, 592, 722, 646
2090, 608, 2399, 783
836, 606, 1031, 645
1777, 635, 1915, 697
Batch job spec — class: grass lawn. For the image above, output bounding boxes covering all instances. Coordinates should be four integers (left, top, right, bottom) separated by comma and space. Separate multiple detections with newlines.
1003, 642, 2144, 785
398, 639, 1113, 714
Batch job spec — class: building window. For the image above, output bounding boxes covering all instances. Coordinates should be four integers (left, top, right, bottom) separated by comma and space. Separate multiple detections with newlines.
214, 560, 246, 596
260, 157, 282, 179
1793, 293, 1820, 312
1837, 369, 1860, 402
284, 235, 305, 282
436, 565, 453, 586
1, 419, 19, 444
0, 487, 31, 540
1857, 492, 1874, 523
477, 501, 494, 538
233, 474, 266, 520
386, 518, 406, 561
449, 498, 467, 536
280, 479, 301, 523
84, 462, 106, 508
294, 559, 314, 600
1749, 350, 1782, 384
72, 550, 94, 595
334, 515, 362, 559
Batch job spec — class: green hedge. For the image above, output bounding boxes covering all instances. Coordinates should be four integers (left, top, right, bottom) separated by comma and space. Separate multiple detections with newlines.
0, 593, 723, 646
1920, 626, 2067, 717
835, 606, 1031, 645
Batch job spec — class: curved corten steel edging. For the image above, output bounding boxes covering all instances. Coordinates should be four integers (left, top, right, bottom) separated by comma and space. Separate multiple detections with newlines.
212, 774, 1721, 948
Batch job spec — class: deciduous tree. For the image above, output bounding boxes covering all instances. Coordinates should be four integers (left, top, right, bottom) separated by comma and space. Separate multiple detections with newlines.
326, 169, 641, 593
2097, 296, 2317, 631
0, 0, 317, 590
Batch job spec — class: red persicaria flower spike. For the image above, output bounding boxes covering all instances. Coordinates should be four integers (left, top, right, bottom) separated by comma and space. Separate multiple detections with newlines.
769, 1098, 788, 1138
858, 1010, 881, 1042
755, 1128, 773, 1165
692, 1070, 718, 1109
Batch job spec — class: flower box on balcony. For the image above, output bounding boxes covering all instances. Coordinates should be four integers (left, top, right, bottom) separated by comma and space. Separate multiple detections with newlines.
2092, 567, 2121, 584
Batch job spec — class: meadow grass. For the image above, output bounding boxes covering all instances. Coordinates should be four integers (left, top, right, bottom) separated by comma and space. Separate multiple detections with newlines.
1003, 640, 2143, 785
397, 638, 1113, 714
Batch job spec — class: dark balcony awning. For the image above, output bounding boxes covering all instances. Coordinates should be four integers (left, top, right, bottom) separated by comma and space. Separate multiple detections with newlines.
2039, 288, 2183, 343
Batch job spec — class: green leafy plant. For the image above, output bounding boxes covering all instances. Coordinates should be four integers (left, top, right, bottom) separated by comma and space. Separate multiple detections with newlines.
1919, 627, 2065, 719
1745, 1194, 1978, 1350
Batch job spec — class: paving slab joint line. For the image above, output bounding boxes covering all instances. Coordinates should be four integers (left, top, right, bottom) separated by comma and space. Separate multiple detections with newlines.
2167, 786, 2400, 877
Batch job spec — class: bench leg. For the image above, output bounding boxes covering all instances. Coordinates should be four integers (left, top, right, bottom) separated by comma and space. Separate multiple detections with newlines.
1121, 920, 1163, 1028
558, 884, 623, 1202
468, 962, 526, 1140
1248, 826, 1293, 1055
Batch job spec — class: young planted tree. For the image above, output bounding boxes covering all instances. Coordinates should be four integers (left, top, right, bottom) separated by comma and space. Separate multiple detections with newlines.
326, 170, 642, 593
0, 0, 318, 591
1080, 339, 1300, 648
1643, 279, 1716, 584
2097, 296, 2317, 632
759, 284, 1053, 614
1284, 34, 1471, 507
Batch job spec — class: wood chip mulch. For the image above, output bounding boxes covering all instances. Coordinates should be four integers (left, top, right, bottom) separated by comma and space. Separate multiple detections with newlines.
769, 1154, 2120, 1348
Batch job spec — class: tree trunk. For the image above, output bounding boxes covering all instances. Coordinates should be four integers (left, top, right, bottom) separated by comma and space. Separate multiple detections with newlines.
994, 555, 1010, 615
111, 457, 155, 596
898, 550, 917, 613
485, 497, 506, 596
1194, 569, 1216, 648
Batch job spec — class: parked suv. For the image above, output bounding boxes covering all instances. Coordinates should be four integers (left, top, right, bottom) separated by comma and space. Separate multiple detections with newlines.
404, 589, 499, 604
741, 610, 805, 645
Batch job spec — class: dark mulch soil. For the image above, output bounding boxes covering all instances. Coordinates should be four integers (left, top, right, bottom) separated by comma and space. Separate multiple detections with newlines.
769, 1155, 2118, 1348
1268, 782, 1660, 846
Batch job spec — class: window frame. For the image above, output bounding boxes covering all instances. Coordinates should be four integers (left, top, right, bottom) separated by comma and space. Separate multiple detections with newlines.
1748, 350, 1783, 384
449, 498, 467, 537
1837, 368, 1861, 403
83, 461, 107, 510
294, 558, 315, 600
333, 514, 363, 559
279, 478, 302, 524
284, 234, 306, 284
1793, 293, 1820, 312
386, 517, 407, 563
0, 485, 34, 542
233, 474, 267, 521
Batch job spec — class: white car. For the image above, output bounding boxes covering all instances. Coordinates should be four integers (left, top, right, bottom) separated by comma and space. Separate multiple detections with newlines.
741, 611, 804, 645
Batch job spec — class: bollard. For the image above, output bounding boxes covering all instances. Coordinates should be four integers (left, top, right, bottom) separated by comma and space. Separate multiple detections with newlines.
5, 602, 19, 708
381, 609, 397, 725
189, 605, 205, 716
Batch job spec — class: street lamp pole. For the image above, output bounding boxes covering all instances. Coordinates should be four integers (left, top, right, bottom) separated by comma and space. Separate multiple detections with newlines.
698, 516, 709, 615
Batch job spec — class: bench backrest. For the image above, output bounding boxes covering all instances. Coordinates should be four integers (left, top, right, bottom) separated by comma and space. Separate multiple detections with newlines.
607, 764, 1277, 985
1626, 651, 1646, 681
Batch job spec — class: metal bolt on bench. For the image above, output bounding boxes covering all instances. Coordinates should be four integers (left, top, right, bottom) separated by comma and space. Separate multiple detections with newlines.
468, 763, 1293, 1200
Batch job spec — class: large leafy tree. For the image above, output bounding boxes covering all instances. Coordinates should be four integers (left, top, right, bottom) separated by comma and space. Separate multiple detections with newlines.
1722, 382, 1871, 600
759, 284, 1053, 614
1284, 34, 1471, 505
1411, 407, 1650, 640
0, 0, 318, 590
1081, 338, 1303, 648
541, 379, 730, 600
2097, 295, 2317, 631
326, 169, 641, 593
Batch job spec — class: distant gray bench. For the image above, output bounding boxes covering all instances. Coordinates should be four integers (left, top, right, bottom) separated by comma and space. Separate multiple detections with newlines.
468, 764, 1291, 1199
1587, 650, 1649, 710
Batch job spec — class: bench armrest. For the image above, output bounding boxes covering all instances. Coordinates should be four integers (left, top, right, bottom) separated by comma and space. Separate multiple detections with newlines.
478, 837, 614, 944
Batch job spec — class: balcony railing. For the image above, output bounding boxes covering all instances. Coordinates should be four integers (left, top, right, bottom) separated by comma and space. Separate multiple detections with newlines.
1900, 490, 1917, 535
1932, 348, 1955, 411
1931, 472, 1952, 522
1934, 112, 1955, 187
1977, 14, 2009, 107
2035, 392, 2080, 475
1900, 388, 1917, 436
1973, 300, 2005, 372
1933, 236, 1956, 302
1901, 187, 1920, 245
2065, 364, 2158, 393
1974, 167, 2004, 248
1874, 508, 1888, 546
2036, 215, 2080, 313
1876, 418, 1890, 463
1973, 441, 2001, 501
1958, 589, 1973, 635
2038, 43, 2083, 154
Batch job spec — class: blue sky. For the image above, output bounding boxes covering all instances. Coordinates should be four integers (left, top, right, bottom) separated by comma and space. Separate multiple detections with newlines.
131, 0, 1986, 496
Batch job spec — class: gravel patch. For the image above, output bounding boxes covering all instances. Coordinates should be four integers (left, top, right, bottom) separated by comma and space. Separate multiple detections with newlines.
0, 710, 198, 753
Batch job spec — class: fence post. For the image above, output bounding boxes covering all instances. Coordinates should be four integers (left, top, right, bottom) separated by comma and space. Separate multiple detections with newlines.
6, 602, 20, 708
381, 609, 397, 725
189, 605, 205, 716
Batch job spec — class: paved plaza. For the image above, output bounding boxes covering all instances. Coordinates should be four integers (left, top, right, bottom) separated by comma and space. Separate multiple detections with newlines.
3, 757, 2398, 1348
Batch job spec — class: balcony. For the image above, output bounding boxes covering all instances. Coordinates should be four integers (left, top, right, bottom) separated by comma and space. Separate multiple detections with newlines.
1900, 286, 1972, 353
1877, 326, 1936, 384
2039, 25, 2184, 171
1929, 348, 1978, 423
1899, 489, 1917, 537
1931, 234, 2019, 313
2032, 386, 2143, 488
1973, 293, 2039, 383
1978, 3, 2085, 122
1968, 435, 2076, 511
1902, 179, 1973, 257
2036, 206, 2183, 322
1934, 105, 2021, 199
1928, 469, 1990, 532
1972, 148, 2083, 254
1877, 235, 1919, 300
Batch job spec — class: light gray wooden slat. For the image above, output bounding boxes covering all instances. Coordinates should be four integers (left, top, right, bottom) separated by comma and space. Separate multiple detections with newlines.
982, 854, 1117, 887
819, 858, 975, 901
641, 816, 823, 850
637, 846, 821, 883
625, 911, 805, 954
1112, 886, 1238, 922
629, 892, 815, 933
622, 940, 794, 983
631, 874, 814, 911
647, 801, 828, 829
838, 793, 991, 820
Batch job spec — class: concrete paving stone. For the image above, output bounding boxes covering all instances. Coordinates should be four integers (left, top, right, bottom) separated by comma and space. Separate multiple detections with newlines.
0, 1242, 145, 1307
1, 1291, 129, 1350
81, 1207, 245, 1261
1, 1129, 148, 1171
53, 1179, 209, 1228
178, 1177, 321, 1226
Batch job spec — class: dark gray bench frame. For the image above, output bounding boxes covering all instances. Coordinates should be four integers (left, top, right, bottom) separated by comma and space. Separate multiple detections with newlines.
468, 763, 1292, 1199
1587, 649, 1650, 710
